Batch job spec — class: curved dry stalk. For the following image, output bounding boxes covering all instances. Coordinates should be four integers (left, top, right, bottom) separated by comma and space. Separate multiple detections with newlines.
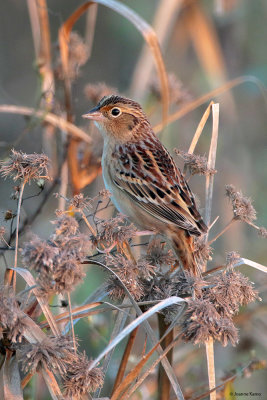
5, 180, 26, 289
111, 326, 139, 395
58, 0, 169, 125
0, 105, 91, 143
112, 333, 181, 400
208, 218, 237, 245
67, 292, 77, 353
130, 0, 183, 99
188, 101, 214, 154
205, 103, 219, 228
153, 75, 267, 133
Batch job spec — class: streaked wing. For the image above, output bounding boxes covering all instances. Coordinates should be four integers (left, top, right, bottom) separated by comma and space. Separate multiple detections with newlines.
111, 137, 207, 236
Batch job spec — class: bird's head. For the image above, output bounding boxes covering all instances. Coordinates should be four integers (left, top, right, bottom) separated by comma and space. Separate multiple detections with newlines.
83, 95, 150, 142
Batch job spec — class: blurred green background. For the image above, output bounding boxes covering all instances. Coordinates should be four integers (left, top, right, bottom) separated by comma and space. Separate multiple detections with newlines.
0, 0, 267, 398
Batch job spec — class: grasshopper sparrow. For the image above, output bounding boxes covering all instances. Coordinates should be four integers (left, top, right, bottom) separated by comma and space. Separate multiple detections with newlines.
83, 95, 207, 274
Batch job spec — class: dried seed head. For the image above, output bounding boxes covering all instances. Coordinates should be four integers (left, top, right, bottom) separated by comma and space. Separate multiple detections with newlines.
175, 150, 217, 176
207, 269, 259, 318
181, 298, 222, 344
21, 236, 58, 275
226, 251, 241, 267
150, 72, 191, 105
84, 82, 117, 104
69, 193, 93, 211
93, 215, 136, 248
225, 184, 257, 223
4, 209, 15, 221
63, 352, 103, 398
19, 335, 75, 375
0, 287, 26, 342
52, 214, 79, 238
194, 236, 213, 266
219, 318, 239, 347
144, 238, 176, 268
181, 298, 239, 346
258, 227, 267, 238
0, 226, 6, 240
0, 149, 50, 183
21, 218, 90, 295
56, 32, 89, 81
52, 254, 85, 293
106, 254, 145, 300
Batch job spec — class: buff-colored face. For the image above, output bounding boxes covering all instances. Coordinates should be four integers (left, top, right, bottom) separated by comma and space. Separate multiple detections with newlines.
83, 95, 146, 141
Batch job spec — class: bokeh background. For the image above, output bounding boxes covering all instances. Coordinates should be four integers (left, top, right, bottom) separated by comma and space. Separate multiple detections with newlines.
0, 0, 267, 399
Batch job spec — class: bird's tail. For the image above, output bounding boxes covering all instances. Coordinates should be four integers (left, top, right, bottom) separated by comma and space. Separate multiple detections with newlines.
171, 230, 200, 276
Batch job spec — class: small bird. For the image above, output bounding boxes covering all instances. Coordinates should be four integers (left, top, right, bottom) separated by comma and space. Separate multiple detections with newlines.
83, 95, 207, 275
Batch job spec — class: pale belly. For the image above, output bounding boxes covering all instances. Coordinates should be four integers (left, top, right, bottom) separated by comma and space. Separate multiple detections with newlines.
102, 160, 168, 233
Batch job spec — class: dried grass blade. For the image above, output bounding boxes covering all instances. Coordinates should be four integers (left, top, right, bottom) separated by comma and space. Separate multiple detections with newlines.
59, 0, 169, 124
88, 296, 185, 371
0, 105, 91, 143
9, 267, 60, 336
85, 4, 98, 56
130, 0, 182, 100
0, 352, 23, 400
188, 101, 214, 154
94, 297, 129, 398
86, 260, 185, 400
205, 104, 219, 228
236, 258, 267, 274
123, 335, 181, 400
154, 75, 267, 133
40, 302, 103, 327
185, 1, 232, 102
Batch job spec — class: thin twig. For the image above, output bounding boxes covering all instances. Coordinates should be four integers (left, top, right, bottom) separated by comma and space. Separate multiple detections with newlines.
208, 218, 236, 245
112, 326, 139, 395
7, 180, 26, 289
0, 105, 91, 143
67, 291, 77, 353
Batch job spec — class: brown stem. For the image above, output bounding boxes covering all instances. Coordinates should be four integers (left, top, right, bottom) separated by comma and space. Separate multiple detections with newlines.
111, 326, 139, 395
5, 180, 26, 289
68, 292, 77, 353
157, 314, 173, 400
118, 241, 136, 263
208, 218, 237, 245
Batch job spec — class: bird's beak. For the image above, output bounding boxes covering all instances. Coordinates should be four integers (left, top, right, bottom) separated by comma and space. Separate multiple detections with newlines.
82, 106, 104, 121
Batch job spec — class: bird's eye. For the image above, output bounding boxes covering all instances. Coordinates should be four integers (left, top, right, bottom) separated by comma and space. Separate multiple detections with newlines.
111, 107, 121, 117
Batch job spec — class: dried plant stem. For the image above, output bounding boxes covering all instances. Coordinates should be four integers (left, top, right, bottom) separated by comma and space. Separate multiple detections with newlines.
5, 180, 26, 289
203, 104, 219, 400
153, 75, 264, 134
21, 371, 34, 389
205, 103, 219, 228
188, 101, 214, 155
67, 291, 77, 353
158, 315, 173, 400
118, 241, 136, 263
0, 105, 91, 143
112, 326, 139, 395
208, 218, 237, 245
58, 160, 68, 211
123, 334, 181, 400
85, 4, 98, 55
130, 0, 182, 99
205, 337, 216, 400
80, 209, 97, 236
